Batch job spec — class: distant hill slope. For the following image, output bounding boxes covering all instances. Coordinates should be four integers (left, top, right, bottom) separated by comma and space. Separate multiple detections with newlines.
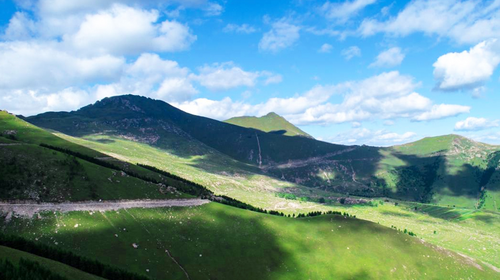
24, 95, 500, 208
26, 95, 358, 166
224, 112, 313, 138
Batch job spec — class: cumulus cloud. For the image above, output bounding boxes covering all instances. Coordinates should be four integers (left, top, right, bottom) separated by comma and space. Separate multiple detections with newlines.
327, 128, 417, 146
204, 2, 223, 16
341, 46, 361, 60
0, 41, 125, 90
2, 12, 36, 40
358, 0, 500, 45
190, 63, 281, 91
433, 39, 500, 91
67, 4, 196, 56
223, 24, 257, 34
413, 104, 470, 121
190, 63, 260, 91
369, 47, 405, 68
318, 43, 333, 53
174, 71, 470, 125
320, 0, 376, 23
454, 117, 499, 131
259, 18, 300, 52
263, 74, 283, 85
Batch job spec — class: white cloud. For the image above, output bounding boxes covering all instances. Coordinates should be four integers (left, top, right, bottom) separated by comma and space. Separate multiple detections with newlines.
259, 18, 300, 52
191, 63, 260, 91
174, 97, 255, 120
2, 12, 36, 40
369, 47, 405, 68
67, 5, 196, 56
204, 2, 223, 16
413, 104, 470, 121
320, 0, 376, 23
341, 46, 361, 60
263, 74, 283, 85
454, 117, 499, 131
223, 24, 257, 34
358, 0, 500, 45
433, 39, 500, 91
327, 128, 417, 146
156, 78, 198, 102
35, 0, 213, 16
318, 43, 333, 53
190, 63, 282, 91
0, 41, 125, 90
174, 71, 470, 125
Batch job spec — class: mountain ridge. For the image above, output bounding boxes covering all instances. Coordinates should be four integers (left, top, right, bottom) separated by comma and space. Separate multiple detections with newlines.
23, 95, 500, 208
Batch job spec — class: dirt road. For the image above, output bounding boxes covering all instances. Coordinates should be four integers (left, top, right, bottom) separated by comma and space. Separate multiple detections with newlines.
0, 199, 210, 217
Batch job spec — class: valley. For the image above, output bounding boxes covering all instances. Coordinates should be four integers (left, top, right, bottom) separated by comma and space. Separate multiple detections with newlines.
1, 96, 499, 279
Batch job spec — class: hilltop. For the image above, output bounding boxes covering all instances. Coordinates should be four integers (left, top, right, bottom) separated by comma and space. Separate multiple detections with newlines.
225, 112, 313, 138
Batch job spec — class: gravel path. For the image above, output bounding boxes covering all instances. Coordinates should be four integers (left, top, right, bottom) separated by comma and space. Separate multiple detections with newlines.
0, 199, 210, 218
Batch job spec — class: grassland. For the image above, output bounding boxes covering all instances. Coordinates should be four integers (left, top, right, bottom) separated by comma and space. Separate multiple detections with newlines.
1, 203, 497, 279
0, 245, 104, 280
54, 133, 500, 269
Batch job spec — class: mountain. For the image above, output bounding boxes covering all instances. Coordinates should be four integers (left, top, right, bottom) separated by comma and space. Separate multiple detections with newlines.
25, 95, 500, 208
0, 111, 200, 202
224, 112, 313, 138
3, 101, 500, 276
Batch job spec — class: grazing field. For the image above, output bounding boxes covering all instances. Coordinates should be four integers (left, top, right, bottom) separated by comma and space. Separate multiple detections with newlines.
0, 203, 497, 280
54, 133, 500, 269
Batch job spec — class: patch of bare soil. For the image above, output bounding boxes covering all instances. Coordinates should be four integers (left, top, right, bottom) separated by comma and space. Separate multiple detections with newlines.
0, 199, 210, 218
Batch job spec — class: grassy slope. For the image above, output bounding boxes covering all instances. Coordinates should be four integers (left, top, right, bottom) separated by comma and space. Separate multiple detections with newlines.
224, 112, 313, 138
0, 203, 497, 280
378, 134, 500, 209
0, 111, 192, 201
55, 133, 500, 268
24, 96, 500, 208
0, 246, 104, 280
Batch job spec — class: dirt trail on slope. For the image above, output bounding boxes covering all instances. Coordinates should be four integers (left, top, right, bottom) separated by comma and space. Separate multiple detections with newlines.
0, 199, 210, 217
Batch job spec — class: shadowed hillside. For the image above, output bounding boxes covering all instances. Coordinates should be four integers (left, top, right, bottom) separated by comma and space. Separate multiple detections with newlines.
24, 95, 500, 208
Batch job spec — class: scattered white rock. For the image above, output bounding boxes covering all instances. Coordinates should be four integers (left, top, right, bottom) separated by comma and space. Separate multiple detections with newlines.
199, 254, 202, 257
132, 243, 139, 249
74, 224, 79, 228
115, 234, 118, 237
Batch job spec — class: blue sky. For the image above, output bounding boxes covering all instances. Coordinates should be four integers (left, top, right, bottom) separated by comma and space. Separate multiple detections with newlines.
1, 0, 500, 146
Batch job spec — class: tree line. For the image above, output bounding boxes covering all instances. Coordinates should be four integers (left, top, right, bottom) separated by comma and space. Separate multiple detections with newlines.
0, 233, 150, 280
0, 258, 68, 280
39, 143, 355, 219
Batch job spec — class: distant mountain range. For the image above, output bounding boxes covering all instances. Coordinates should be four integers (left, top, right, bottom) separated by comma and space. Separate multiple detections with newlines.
24, 95, 500, 209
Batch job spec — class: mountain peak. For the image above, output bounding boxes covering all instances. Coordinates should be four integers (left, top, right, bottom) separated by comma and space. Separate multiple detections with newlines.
224, 112, 313, 138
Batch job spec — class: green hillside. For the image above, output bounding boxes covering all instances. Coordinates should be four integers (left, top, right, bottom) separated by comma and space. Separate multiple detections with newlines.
24, 96, 500, 208
1, 203, 497, 279
45, 132, 500, 269
0, 111, 198, 201
225, 112, 313, 138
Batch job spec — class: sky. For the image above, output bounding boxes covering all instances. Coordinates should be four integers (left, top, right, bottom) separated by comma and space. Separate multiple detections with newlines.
1, 0, 500, 146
